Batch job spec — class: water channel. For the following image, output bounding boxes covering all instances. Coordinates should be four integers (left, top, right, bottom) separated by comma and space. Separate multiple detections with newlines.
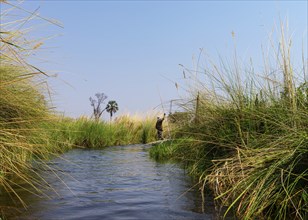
1, 144, 223, 220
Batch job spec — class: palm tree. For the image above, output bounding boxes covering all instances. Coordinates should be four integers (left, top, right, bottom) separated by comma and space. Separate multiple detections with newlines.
105, 100, 119, 121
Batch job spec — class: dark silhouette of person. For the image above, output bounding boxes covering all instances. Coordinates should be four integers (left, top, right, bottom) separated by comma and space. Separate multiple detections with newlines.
156, 113, 166, 140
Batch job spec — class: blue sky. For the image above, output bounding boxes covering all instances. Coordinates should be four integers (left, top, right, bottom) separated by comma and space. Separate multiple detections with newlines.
2, 1, 307, 118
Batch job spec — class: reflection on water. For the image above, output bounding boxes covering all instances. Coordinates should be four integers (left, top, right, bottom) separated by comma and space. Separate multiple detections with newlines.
1, 145, 221, 220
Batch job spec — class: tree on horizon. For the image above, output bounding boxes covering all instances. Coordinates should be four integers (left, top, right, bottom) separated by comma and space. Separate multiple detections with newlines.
106, 100, 119, 122
89, 92, 108, 121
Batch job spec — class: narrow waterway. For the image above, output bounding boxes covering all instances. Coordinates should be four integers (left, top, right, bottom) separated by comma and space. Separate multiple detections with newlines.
1, 145, 221, 220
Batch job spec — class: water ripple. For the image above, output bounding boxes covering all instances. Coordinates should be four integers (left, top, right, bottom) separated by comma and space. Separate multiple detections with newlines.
4, 145, 219, 220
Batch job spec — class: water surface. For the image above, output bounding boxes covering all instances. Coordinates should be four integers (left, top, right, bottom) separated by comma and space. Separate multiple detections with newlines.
1, 145, 219, 220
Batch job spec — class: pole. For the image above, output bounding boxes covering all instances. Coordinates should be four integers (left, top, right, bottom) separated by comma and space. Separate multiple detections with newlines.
195, 91, 200, 123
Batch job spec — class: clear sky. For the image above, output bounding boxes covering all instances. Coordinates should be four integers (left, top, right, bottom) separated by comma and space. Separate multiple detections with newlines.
2, 1, 307, 118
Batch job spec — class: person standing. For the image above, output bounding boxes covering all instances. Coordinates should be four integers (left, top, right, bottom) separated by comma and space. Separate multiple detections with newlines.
155, 113, 166, 140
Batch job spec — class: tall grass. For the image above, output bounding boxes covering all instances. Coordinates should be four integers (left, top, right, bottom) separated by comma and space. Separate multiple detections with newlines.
47, 115, 157, 149
0, 65, 59, 206
150, 24, 307, 219
0, 1, 60, 207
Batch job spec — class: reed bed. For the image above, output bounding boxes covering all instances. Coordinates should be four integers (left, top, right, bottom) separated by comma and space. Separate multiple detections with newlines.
47, 114, 157, 149
150, 25, 307, 219
1, 1, 59, 206
0, 64, 59, 208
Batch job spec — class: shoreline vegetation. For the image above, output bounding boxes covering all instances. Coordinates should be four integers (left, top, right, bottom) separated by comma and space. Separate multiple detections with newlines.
1, 2, 307, 220
150, 27, 307, 219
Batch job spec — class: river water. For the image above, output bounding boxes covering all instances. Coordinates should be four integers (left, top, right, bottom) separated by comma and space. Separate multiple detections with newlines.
1, 145, 221, 220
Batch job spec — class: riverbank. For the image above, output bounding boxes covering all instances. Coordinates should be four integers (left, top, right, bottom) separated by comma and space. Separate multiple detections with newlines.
150, 30, 307, 219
